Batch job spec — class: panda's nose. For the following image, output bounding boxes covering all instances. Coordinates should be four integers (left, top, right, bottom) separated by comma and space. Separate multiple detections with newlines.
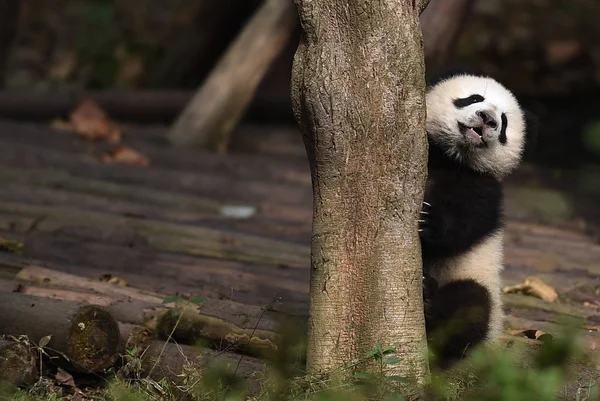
477, 110, 498, 129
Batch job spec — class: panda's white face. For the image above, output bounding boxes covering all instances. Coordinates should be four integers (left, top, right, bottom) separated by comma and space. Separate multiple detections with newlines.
426, 74, 527, 179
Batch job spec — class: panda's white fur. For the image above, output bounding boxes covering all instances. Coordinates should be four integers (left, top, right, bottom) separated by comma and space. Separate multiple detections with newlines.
420, 72, 535, 368
426, 74, 527, 179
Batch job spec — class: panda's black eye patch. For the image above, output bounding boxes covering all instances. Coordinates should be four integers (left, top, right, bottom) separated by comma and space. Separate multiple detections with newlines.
453, 94, 485, 109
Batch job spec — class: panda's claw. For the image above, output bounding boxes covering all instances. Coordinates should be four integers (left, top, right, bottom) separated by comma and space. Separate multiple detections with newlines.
423, 201, 432, 208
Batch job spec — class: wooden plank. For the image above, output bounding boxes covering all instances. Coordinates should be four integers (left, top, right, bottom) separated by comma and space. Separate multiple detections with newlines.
0, 200, 310, 268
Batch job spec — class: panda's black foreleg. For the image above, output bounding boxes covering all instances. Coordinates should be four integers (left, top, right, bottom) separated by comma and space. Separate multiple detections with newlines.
423, 279, 491, 369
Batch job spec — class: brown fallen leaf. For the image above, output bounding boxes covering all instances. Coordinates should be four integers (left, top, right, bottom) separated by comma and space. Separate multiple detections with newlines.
55, 367, 75, 388
70, 99, 122, 143
98, 273, 128, 287
583, 301, 600, 309
100, 145, 150, 167
506, 328, 551, 341
503, 276, 558, 302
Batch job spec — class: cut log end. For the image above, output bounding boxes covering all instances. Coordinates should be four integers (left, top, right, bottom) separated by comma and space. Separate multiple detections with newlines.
0, 339, 38, 387
68, 305, 121, 372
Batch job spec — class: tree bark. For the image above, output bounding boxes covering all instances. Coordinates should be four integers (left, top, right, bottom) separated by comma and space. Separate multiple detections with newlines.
291, 0, 430, 392
0, 292, 120, 373
168, 0, 298, 152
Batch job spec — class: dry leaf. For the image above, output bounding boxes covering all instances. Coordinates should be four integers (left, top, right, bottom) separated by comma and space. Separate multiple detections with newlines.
507, 328, 550, 340
70, 99, 122, 143
583, 325, 600, 332
100, 146, 150, 167
583, 301, 600, 309
98, 273, 128, 287
503, 276, 558, 302
55, 367, 75, 388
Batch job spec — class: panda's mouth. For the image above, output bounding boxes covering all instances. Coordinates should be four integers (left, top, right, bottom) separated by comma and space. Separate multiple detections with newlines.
458, 122, 487, 147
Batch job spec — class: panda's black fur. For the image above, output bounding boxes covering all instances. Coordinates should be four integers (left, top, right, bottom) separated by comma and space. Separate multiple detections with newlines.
420, 70, 538, 369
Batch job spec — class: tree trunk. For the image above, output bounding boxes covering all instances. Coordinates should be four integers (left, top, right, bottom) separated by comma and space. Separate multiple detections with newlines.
291, 0, 430, 394
167, 0, 298, 152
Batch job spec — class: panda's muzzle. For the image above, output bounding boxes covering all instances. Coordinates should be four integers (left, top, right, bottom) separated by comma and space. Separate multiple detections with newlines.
458, 122, 487, 148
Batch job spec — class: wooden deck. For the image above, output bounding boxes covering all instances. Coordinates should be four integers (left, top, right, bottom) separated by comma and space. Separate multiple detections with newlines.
0, 118, 598, 360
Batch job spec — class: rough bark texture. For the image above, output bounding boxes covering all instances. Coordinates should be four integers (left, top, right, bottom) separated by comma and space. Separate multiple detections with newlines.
168, 0, 298, 152
291, 0, 430, 392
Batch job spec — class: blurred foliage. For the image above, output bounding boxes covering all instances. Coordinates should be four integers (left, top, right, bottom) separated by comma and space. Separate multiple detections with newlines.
515, 188, 573, 224
582, 122, 600, 157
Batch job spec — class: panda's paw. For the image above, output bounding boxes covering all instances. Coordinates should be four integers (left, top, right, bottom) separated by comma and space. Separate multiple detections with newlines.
418, 201, 433, 238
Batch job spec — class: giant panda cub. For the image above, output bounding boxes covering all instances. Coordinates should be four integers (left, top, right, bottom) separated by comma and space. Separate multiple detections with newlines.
419, 71, 538, 368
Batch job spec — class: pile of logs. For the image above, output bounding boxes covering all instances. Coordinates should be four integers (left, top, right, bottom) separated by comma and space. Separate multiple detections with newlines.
0, 264, 274, 393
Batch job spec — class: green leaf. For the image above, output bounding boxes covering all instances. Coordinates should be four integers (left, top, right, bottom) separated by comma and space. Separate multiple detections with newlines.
38, 335, 52, 348
162, 296, 183, 305
382, 345, 397, 355
383, 356, 402, 365
190, 295, 207, 305
353, 372, 374, 381
366, 349, 379, 359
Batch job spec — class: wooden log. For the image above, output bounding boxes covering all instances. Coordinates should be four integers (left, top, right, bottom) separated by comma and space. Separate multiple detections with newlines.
0, 292, 120, 373
168, 0, 298, 152
0, 339, 37, 387
0, 90, 295, 124
1, 265, 293, 353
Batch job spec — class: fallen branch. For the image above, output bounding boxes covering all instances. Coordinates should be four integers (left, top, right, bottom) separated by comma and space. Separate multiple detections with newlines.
0, 339, 38, 387
0, 292, 120, 373
168, 0, 298, 151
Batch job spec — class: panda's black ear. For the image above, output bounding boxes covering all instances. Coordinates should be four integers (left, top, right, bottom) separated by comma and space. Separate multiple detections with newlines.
523, 109, 539, 155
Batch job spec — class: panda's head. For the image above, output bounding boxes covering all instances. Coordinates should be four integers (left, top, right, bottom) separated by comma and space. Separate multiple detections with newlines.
426, 73, 537, 179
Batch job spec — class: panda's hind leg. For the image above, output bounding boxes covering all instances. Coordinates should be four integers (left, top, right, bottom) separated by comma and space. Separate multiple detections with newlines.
424, 279, 492, 368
